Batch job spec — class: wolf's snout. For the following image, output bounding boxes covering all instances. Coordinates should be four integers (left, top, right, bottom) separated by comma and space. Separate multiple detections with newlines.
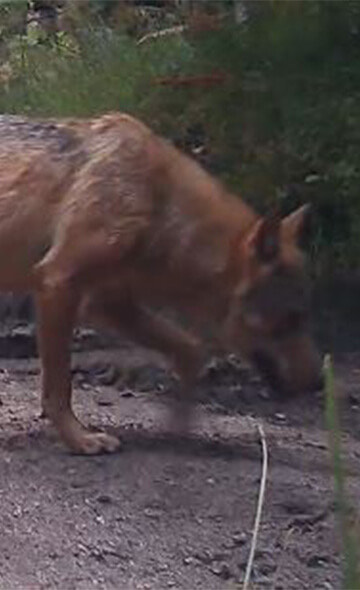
252, 349, 324, 398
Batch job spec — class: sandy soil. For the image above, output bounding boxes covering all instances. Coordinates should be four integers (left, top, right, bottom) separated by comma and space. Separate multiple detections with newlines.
0, 326, 359, 590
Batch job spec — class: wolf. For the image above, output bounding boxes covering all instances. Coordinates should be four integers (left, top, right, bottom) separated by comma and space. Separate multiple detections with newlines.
0, 112, 322, 453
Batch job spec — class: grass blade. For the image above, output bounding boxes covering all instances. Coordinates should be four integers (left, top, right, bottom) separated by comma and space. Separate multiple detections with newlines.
324, 354, 360, 589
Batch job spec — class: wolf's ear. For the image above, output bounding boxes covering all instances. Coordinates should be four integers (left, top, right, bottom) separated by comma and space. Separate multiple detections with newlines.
245, 216, 280, 263
282, 204, 311, 244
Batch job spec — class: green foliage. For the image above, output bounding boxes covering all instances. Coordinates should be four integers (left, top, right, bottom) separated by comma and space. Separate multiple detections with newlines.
0, 0, 360, 273
0, 0, 27, 53
324, 355, 360, 589
147, 1, 360, 273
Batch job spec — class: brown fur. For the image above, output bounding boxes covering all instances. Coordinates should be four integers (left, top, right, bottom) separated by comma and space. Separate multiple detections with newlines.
0, 112, 322, 454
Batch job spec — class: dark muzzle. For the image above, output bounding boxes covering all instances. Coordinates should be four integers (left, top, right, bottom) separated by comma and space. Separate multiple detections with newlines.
252, 350, 324, 398
252, 350, 284, 395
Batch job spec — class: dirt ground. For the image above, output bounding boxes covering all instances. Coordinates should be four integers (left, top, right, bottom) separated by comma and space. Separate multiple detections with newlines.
0, 316, 360, 590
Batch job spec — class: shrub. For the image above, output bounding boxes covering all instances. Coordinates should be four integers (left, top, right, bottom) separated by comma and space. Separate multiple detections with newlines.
1, 0, 360, 274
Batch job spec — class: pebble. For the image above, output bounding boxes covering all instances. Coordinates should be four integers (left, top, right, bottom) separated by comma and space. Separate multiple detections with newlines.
275, 412, 286, 421
97, 494, 113, 505
183, 556, 195, 565
258, 560, 276, 575
232, 532, 247, 546
120, 390, 135, 398
307, 554, 329, 568
96, 399, 114, 407
143, 507, 161, 519
210, 562, 231, 579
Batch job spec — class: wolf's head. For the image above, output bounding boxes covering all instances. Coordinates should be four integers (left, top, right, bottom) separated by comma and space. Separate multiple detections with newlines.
224, 205, 323, 397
